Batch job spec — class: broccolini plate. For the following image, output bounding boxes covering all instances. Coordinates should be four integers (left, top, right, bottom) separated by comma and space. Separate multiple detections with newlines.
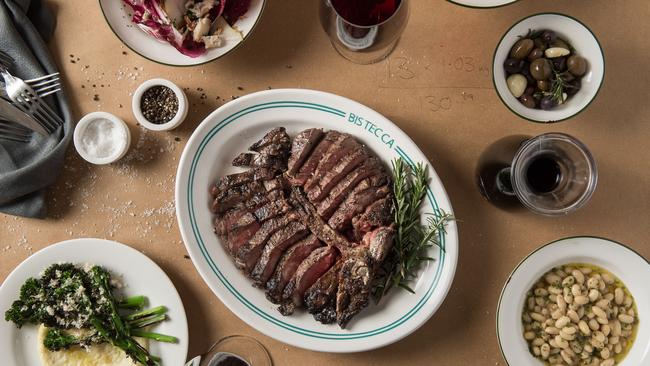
0, 238, 188, 366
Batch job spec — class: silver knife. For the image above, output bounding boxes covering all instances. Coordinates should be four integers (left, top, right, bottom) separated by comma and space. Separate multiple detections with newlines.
0, 96, 48, 135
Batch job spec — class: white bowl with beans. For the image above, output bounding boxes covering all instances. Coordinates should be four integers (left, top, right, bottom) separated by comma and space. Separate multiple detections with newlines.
497, 237, 650, 365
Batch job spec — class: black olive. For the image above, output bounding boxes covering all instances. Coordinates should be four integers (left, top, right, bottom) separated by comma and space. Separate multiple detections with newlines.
552, 57, 567, 72
520, 94, 536, 109
534, 38, 547, 51
566, 79, 581, 96
540, 96, 557, 110
504, 58, 525, 74
542, 30, 557, 44
527, 48, 544, 62
520, 63, 536, 85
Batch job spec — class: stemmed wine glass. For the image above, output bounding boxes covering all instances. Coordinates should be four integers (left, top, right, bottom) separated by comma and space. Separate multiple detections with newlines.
319, 0, 410, 64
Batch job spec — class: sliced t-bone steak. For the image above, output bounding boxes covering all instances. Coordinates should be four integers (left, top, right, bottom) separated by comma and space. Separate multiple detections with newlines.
328, 176, 391, 231
211, 168, 279, 202
279, 246, 338, 315
213, 189, 284, 234
288, 131, 341, 186
235, 211, 299, 272
211, 127, 396, 328
225, 221, 261, 256
266, 235, 322, 304
303, 134, 357, 191
248, 127, 291, 152
315, 158, 384, 219
287, 128, 323, 176
306, 145, 368, 202
250, 221, 309, 285
232, 152, 286, 169
304, 261, 342, 324
351, 196, 394, 240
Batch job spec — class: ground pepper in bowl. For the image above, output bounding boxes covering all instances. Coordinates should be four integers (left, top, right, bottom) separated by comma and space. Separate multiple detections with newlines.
140, 85, 179, 124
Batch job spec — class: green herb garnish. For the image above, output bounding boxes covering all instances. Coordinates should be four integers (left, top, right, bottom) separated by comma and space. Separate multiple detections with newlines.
372, 158, 454, 303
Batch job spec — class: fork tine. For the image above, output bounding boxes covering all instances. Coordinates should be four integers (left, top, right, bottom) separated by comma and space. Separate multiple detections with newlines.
10, 96, 51, 132
29, 76, 60, 89
35, 103, 62, 129
33, 106, 58, 131
15, 95, 56, 132
35, 82, 61, 95
38, 88, 61, 98
25, 72, 59, 84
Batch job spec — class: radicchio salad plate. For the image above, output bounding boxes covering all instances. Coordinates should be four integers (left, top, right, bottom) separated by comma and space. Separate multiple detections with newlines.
100, 0, 266, 66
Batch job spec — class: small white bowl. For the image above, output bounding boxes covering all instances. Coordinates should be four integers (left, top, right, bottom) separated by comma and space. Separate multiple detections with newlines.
132, 78, 188, 131
493, 13, 605, 123
497, 237, 650, 365
73, 111, 131, 165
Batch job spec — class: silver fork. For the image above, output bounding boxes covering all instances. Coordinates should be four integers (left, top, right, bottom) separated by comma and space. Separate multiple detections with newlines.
0, 50, 62, 98
0, 120, 32, 143
1, 70, 63, 133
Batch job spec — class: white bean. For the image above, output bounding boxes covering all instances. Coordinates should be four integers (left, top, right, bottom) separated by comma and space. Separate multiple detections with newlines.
578, 321, 591, 335
601, 359, 615, 366
567, 309, 580, 324
614, 288, 624, 305
588, 289, 600, 302
531, 312, 545, 322
574, 295, 589, 305
618, 314, 634, 324
592, 306, 607, 319
555, 316, 570, 328
572, 269, 585, 284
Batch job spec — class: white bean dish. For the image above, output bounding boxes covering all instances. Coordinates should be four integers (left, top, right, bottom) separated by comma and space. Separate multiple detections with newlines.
522, 264, 638, 366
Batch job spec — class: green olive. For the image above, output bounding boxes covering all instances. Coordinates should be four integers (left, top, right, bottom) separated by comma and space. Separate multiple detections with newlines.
519, 94, 536, 109
537, 80, 551, 92
530, 59, 552, 81
527, 48, 544, 62
567, 56, 588, 77
510, 38, 534, 60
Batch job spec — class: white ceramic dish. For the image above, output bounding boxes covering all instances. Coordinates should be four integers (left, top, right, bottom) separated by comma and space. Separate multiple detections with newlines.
74, 111, 131, 164
99, 0, 266, 66
497, 236, 650, 365
448, 0, 519, 8
175, 88, 458, 353
0, 238, 189, 366
493, 13, 605, 123
132, 78, 189, 131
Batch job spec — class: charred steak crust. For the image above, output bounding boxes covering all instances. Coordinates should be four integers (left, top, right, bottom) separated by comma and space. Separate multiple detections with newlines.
211, 128, 395, 328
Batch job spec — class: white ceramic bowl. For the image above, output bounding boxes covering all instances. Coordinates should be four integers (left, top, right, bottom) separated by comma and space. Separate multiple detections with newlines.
73, 111, 131, 165
99, 0, 266, 66
448, 0, 519, 8
497, 236, 650, 365
132, 78, 188, 131
493, 13, 605, 123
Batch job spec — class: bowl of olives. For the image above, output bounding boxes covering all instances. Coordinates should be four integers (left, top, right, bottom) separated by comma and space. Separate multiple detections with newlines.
493, 13, 604, 123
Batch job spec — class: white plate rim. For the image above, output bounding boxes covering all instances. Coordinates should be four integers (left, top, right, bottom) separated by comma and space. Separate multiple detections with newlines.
496, 236, 650, 365
447, 0, 519, 9
0, 238, 189, 366
174, 88, 459, 353
98, 0, 267, 67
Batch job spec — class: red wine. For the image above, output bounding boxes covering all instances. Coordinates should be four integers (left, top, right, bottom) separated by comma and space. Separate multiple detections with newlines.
331, 0, 401, 26
526, 155, 561, 193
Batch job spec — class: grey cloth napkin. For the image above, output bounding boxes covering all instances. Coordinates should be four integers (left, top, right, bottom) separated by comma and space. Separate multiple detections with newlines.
0, 0, 72, 218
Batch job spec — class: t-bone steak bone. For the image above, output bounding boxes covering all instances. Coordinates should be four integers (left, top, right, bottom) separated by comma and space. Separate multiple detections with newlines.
210, 127, 395, 328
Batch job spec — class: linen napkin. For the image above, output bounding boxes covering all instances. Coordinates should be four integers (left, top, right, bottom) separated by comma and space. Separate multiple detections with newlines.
0, 0, 72, 218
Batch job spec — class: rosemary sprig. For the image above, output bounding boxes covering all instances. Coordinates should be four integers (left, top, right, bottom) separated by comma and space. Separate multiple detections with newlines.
534, 65, 579, 104
371, 158, 454, 303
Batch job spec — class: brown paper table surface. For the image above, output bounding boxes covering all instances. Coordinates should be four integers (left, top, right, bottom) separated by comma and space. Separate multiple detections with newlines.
2, 0, 650, 365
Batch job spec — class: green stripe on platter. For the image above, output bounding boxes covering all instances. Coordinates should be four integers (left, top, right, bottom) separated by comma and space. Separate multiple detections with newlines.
187, 101, 448, 339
